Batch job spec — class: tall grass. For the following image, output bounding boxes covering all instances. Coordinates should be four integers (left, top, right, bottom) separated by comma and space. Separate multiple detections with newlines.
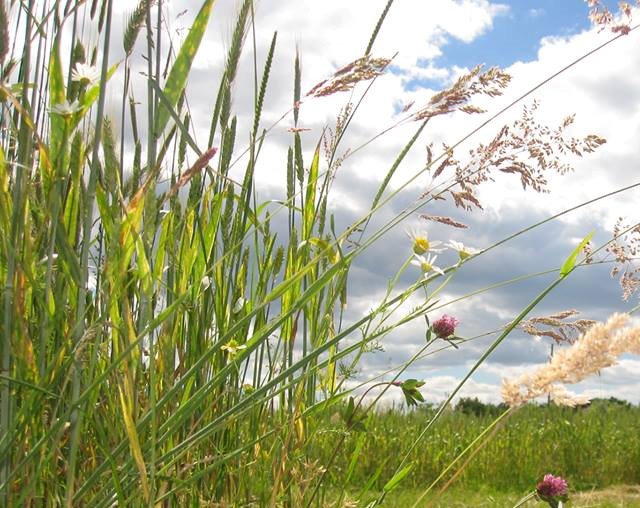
0, 1, 636, 507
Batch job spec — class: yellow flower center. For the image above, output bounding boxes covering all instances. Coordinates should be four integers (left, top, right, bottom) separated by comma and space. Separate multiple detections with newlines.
459, 250, 470, 260
420, 261, 432, 272
413, 237, 429, 255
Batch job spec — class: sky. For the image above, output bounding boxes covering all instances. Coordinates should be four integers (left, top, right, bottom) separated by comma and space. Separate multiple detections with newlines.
105, 0, 640, 405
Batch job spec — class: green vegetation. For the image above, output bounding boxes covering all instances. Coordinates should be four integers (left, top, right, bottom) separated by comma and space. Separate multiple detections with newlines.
0, 1, 637, 507
314, 399, 640, 496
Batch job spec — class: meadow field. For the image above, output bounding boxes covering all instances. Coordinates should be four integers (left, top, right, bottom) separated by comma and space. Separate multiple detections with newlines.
1, 1, 639, 507
316, 400, 640, 504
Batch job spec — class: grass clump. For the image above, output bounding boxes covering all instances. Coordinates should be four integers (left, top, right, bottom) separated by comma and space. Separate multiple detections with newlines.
0, 1, 638, 507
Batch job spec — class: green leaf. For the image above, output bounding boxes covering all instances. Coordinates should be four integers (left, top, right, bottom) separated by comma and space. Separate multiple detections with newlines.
154, 0, 216, 136
402, 379, 424, 390
383, 464, 413, 493
560, 230, 593, 277
344, 396, 355, 421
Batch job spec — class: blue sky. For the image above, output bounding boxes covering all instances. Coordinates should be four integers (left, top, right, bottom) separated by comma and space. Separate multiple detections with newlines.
439, 2, 595, 68
404, 1, 620, 89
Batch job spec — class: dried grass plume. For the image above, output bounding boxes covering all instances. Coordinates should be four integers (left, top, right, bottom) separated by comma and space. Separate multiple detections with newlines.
502, 313, 640, 407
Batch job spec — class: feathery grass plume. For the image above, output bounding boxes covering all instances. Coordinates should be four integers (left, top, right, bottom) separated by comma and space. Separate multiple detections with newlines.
519, 309, 596, 345
502, 313, 640, 407
586, 0, 638, 33
607, 218, 640, 301
306, 54, 391, 97
420, 214, 468, 229
123, 0, 157, 55
323, 102, 353, 164
412, 65, 510, 121
424, 101, 606, 212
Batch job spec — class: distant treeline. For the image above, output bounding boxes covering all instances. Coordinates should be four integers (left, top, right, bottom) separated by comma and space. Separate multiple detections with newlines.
451, 396, 635, 417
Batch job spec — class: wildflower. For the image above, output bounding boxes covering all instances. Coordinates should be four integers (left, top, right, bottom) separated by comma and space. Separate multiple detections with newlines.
50, 99, 81, 117
221, 339, 246, 356
432, 315, 459, 338
71, 63, 100, 86
536, 474, 568, 507
411, 253, 445, 277
406, 228, 444, 255
447, 240, 480, 261
201, 275, 211, 290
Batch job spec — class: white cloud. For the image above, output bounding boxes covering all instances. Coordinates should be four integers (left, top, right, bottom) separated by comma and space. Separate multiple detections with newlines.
528, 8, 546, 19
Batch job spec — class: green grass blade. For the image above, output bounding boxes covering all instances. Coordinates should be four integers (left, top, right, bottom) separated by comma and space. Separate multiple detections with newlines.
154, 0, 215, 135
560, 230, 594, 277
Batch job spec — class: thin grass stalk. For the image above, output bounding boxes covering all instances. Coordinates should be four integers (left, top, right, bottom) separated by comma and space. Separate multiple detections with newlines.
119, 63, 130, 188
1, 0, 36, 501
64, 1, 113, 505
146, 1, 163, 503
30, 1, 51, 137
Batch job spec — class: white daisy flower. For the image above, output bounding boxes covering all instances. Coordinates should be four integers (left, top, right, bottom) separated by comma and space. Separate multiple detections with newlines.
50, 99, 81, 117
411, 253, 445, 278
71, 63, 101, 86
221, 340, 247, 356
447, 240, 480, 261
405, 228, 445, 255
